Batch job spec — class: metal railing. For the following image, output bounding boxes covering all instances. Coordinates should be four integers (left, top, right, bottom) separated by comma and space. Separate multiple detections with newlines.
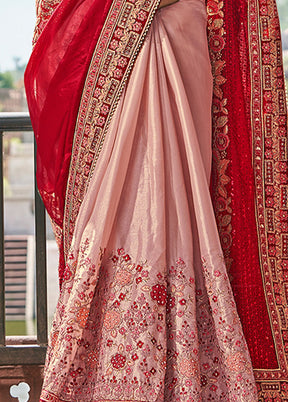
0, 112, 47, 365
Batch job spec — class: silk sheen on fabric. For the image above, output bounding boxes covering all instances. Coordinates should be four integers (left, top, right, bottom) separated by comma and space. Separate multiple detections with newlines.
37, 0, 258, 400
24, 0, 288, 400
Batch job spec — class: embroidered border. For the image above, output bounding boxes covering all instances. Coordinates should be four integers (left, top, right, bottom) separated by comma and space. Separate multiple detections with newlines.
207, 1, 233, 271
40, 393, 146, 402
63, 0, 160, 257
33, 0, 62, 45
249, 0, 288, 398
40, 390, 68, 402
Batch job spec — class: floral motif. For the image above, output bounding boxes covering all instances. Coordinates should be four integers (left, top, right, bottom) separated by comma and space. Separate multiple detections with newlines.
150, 284, 167, 305
41, 245, 257, 401
207, 0, 223, 16
225, 352, 249, 372
178, 358, 199, 378
103, 310, 121, 330
209, 34, 225, 52
33, 0, 62, 45
111, 353, 126, 369
75, 307, 89, 327
207, 0, 233, 274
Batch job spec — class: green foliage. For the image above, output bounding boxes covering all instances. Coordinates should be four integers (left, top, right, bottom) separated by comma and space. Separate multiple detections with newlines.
5, 320, 36, 336
6, 320, 27, 336
0, 71, 14, 89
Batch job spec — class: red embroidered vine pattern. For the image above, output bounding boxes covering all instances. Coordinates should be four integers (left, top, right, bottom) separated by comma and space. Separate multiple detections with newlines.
207, 0, 233, 271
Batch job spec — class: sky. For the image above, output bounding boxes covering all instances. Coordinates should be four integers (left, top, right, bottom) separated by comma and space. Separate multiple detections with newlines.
0, 0, 35, 72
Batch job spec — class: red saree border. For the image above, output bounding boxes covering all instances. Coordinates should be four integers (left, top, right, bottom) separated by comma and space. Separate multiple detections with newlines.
63, 0, 160, 263
33, 0, 62, 45
208, 0, 277, 369
209, 0, 288, 393
248, 0, 288, 398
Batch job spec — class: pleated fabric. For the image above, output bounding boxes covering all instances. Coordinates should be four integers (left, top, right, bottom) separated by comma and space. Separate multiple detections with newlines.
40, 1, 258, 400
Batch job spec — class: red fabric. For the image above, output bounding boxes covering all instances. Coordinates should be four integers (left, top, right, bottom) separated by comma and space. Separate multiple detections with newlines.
25, 0, 113, 230
211, 0, 278, 368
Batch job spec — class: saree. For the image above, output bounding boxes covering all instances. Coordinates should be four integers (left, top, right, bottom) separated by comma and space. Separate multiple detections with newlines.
24, 0, 288, 401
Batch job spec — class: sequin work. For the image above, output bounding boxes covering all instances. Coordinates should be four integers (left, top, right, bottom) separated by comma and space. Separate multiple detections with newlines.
41, 244, 257, 401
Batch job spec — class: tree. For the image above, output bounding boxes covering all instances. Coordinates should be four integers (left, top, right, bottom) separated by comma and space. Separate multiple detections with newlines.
13, 57, 26, 76
0, 72, 14, 89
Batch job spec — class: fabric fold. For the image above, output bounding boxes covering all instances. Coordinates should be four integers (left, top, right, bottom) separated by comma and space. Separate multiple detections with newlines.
40, 1, 258, 400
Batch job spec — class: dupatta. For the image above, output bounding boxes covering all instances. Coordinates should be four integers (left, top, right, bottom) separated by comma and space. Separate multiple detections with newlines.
208, 0, 288, 398
25, 0, 288, 399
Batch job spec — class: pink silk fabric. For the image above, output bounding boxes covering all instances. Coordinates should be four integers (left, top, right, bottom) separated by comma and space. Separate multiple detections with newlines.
40, 1, 258, 401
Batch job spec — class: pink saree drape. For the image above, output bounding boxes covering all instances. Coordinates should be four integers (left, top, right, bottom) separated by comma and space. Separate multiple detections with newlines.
24, 0, 288, 400
36, 0, 258, 400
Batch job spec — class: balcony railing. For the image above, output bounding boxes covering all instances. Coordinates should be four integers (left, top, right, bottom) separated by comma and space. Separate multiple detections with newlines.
0, 112, 47, 365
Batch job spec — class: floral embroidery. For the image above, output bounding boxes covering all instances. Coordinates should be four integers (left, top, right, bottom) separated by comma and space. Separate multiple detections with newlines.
111, 353, 126, 369
207, 0, 234, 273
33, 0, 62, 45
41, 243, 257, 401
150, 284, 167, 305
